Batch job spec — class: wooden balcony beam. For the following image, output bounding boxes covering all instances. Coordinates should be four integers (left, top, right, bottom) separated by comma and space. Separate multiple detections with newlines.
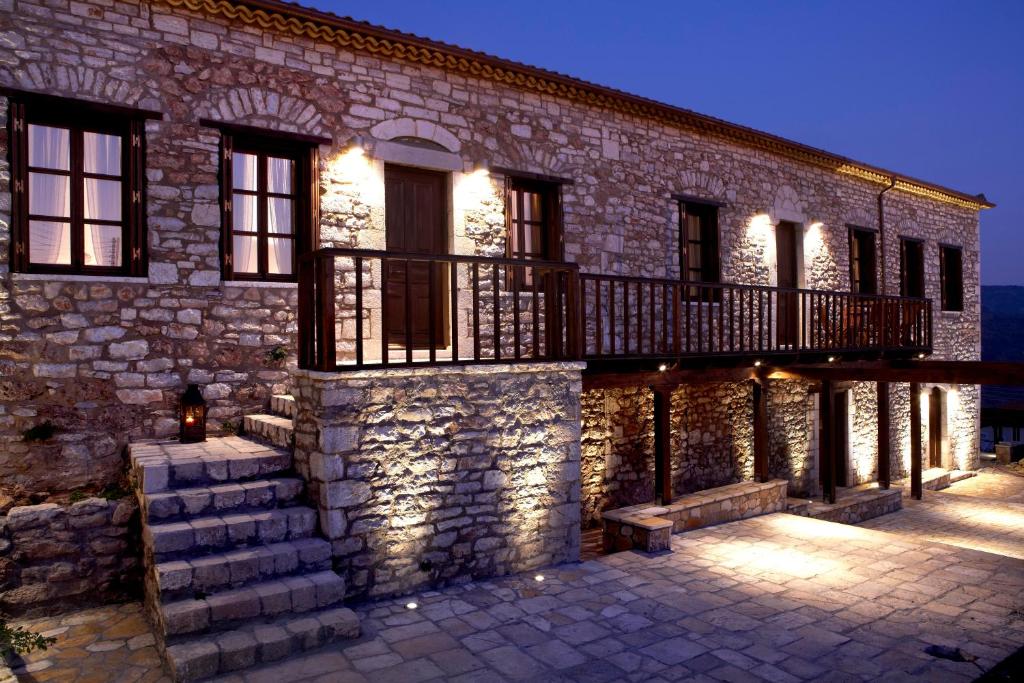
767, 361, 1024, 386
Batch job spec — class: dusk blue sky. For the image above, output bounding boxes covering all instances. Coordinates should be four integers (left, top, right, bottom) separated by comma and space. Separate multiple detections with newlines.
312, 0, 1023, 285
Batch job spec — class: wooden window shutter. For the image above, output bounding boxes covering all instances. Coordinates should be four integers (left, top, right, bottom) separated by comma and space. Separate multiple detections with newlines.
707, 206, 721, 283
220, 132, 234, 280
8, 101, 28, 272
551, 184, 564, 262
306, 146, 320, 254
127, 119, 147, 277
503, 174, 513, 259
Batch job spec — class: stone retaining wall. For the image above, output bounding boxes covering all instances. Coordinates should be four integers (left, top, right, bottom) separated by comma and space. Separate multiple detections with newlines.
291, 362, 583, 600
0, 497, 140, 615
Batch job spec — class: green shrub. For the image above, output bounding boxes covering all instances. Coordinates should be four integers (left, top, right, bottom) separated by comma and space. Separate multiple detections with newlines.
0, 620, 56, 657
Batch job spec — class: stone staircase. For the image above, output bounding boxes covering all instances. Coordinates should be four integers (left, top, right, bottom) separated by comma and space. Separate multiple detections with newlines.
129, 394, 359, 681
242, 394, 296, 449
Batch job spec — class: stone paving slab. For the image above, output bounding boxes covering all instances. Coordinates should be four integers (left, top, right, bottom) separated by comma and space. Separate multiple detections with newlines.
8, 602, 168, 682
221, 513, 1023, 682
860, 469, 1024, 560
12, 501, 1024, 682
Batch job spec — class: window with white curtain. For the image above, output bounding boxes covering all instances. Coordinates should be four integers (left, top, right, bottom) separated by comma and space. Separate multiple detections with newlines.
9, 93, 148, 275
218, 131, 314, 282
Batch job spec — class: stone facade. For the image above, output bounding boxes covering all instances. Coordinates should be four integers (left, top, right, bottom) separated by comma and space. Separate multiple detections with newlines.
0, 0, 984, 503
291, 362, 583, 600
0, 496, 139, 615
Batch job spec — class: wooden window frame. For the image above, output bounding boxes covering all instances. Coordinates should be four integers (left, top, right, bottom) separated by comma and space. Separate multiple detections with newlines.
899, 237, 925, 298
848, 226, 878, 295
678, 200, 721, 285
7, 91, 154, 276
504, 175, 563, 264
939, 244, 964, 312
217, 130, 320, 283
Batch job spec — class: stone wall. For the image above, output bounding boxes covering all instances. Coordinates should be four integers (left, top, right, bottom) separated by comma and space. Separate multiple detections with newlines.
0, 0, 981, 498
291, 363, 582, 600
579, 387, 653, 527
0, 497, 139, 615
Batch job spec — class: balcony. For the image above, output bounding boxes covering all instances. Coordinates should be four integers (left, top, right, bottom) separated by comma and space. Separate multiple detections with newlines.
297, 248, 932, 372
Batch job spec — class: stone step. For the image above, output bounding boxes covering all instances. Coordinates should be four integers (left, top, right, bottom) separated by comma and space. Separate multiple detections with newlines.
144, 478, 305, 523
144, 508, 317, 561
158, 571, 346, 638
785, 497, 811, 516
153, 538, 333, 602
949, 469, 978, 484
165, 606, 360, 682
130, 438, 293, 494
270, 394, 296, 419
243, 414, 294, 450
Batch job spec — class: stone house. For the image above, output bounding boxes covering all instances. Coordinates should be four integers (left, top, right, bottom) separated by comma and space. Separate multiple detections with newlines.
0, 0, 992, 677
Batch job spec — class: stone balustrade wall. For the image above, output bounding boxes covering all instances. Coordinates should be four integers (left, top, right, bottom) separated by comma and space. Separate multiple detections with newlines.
291, 362, 583, 600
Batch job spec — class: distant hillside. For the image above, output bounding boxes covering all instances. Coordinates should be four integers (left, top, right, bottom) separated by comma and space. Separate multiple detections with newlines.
982, 286, 1024, 362
981, 285, 1024, 409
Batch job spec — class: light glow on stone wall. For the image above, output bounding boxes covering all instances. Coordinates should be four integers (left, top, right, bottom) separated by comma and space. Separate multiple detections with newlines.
454, 167, 496, 205
327, 146, 383, 206
804, 221, 827, 264
747, 213, 774, 269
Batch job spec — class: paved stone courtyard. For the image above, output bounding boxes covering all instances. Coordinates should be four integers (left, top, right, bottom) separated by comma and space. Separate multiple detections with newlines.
9, 471, 1024, 682
864, 469, 1024, 560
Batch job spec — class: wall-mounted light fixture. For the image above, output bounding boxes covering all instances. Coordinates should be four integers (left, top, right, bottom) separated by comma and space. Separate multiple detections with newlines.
473, 159, 490, 176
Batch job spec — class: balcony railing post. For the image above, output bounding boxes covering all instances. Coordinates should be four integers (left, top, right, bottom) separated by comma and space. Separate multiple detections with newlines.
297, 255, 315, 370
566, 268, 582, 360
314, 254, 336, 372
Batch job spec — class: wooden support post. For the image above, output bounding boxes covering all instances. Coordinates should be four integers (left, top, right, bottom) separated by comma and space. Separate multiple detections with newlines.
652, 386, 673, 506
752, 379, 769, 483
819, 380, 836, 504
877, 382, 890, 490
910, 381, 923, 500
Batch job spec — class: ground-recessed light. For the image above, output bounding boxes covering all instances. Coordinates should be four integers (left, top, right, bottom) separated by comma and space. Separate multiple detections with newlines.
754, 360, 762, 367
406, 601, 418, 610
534, 575, 544, 582
827, 356, 836, 363
658, 364, 667, 372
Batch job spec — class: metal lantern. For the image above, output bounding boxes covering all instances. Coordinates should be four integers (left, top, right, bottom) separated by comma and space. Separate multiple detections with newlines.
179, 384, 207, 443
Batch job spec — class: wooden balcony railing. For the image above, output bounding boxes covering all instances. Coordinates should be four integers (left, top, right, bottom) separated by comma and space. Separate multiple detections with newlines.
298, 248, 932, 371
297, 248, 580, 371
579, 274, 932, 361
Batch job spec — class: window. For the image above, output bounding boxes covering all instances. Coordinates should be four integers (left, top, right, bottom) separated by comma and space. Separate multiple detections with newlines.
506, 177, 561, 262
900, 238, 925, 298
939, 245, 964, 312
848, 227, 877, 294
505, 176, 562, 286
217, 128, 319, 281
678, 201, 720, 284
7, 93, 149, 275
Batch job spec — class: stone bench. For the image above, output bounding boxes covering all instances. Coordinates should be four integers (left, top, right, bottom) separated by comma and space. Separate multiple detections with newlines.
601, 479, 788, 553
794, 485, 902, 525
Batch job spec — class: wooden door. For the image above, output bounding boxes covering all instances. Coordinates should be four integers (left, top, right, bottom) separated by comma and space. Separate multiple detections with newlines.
776, 221, 799, 347
384, 165, 447, 349
929, 387, 943, 468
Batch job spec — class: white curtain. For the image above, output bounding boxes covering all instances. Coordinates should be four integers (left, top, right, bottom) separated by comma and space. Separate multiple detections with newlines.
27, 125, 71, 265
28, 124, 69, 170
233, 152, 257, 191
84, 178, 122, 267
233, 235, 258, 273
83, 132, 120, 175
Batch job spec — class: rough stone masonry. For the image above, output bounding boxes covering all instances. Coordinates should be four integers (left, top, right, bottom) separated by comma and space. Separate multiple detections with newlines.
291, 363, 583, 599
